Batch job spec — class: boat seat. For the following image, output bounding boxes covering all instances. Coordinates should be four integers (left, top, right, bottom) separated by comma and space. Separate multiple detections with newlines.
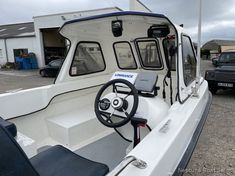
0, 124, 109, 176
0, 117, 17, 137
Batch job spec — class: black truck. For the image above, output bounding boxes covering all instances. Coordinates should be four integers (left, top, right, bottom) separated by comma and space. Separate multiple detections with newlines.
205, 50, 235, 94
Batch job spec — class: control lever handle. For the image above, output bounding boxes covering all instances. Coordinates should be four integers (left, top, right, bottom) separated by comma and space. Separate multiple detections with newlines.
131, 117, 147, 148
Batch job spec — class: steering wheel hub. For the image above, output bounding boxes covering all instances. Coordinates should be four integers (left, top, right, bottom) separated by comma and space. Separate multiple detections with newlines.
111, 97, 123, 110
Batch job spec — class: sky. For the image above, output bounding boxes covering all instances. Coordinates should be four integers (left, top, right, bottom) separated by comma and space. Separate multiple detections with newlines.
0, 0, 235, 44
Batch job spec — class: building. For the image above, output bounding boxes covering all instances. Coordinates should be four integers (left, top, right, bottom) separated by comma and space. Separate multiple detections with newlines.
0, 7, 122, 67
0, 22, 36, 65
0, 0, 150, 68
202, 39, 235, 52
202, 39, 235, 59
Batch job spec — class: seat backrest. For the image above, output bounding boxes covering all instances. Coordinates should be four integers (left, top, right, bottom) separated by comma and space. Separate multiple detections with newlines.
0, 125, 39, 176
0, 117, 17, 137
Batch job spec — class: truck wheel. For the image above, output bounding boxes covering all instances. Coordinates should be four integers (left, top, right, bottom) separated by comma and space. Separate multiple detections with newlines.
40, 70, 46, 77
209, 85, 217, 94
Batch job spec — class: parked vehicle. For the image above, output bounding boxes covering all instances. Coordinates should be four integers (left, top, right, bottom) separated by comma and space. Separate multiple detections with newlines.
0, 11, 211, 176
205, 50, 235, 94
39, 59, 64, 77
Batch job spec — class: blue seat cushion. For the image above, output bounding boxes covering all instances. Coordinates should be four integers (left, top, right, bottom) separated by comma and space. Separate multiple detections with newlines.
30, 145, 109, 176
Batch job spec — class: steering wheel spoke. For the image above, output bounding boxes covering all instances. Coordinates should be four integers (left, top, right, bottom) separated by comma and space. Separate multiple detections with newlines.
113, 83, 118, 97
123, 90, 133, 100
100, 110, 127, 120
122, 108, 129, 117
113, 114, 127, 120
99, 111, 113, 123
100, 110, 110, 116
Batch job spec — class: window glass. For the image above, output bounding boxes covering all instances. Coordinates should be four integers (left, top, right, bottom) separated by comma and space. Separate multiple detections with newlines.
13, 49, 28, 58
70, 42, 105, 76
182, 36, 197, 86
163, 39, 177, 71
220, 52, 235, 63
136, 40, 162, 68
113, 42, 137, 69
49, 59, 63, 67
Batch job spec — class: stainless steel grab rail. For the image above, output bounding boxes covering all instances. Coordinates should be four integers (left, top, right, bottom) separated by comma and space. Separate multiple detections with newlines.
107, 156, 147, 176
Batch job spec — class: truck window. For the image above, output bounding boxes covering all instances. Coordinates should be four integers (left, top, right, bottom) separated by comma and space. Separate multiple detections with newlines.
220, 52, 235, 63
182, 35, 197, 86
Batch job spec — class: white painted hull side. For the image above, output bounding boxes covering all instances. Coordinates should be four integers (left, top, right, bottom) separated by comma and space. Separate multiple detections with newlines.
117, 80, 211, 176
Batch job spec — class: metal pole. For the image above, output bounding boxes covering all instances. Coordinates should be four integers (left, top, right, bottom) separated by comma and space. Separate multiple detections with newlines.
4, 39, 9, 62
193, 0, 202, 96
197, 0, 202, 78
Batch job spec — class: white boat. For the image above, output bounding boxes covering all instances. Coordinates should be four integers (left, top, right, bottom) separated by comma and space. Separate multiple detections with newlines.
0, 11, 211, 176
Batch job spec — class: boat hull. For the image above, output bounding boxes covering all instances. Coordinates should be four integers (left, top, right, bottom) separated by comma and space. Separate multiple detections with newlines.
117, 80, 211, 176
173, 92, 212, 176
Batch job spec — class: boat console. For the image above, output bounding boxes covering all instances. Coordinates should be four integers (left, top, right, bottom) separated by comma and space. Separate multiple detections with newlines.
95, 71, 169, 147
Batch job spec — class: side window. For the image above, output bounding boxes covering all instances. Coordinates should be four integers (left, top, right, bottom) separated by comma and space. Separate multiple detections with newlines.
163, 39, 177, 71
113, 42, 137, 69
70, 42, 105, 76
220, 54, 228, 62
182, 35, 197, 86
136, 40, 162, 69
228, 53, 235, 62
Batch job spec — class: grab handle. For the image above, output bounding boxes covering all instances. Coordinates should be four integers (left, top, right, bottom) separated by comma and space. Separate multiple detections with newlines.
107, 156, 147, 176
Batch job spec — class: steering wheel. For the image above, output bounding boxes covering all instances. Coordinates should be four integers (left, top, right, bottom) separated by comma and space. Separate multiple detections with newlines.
95, 79, 139, 128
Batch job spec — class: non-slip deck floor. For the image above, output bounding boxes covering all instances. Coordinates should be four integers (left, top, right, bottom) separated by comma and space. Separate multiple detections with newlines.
75, 132, 131, 170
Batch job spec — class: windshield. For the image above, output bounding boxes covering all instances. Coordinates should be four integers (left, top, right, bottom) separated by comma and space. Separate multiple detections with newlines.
219, 52, 235, 63
49, 59, 63, 67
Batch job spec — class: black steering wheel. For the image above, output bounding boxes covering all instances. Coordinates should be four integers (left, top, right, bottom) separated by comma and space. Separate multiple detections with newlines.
94, 79, 139, 128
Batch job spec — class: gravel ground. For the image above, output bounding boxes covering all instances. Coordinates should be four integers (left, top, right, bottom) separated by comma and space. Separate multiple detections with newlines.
0, 69, 54, 93
0, 61, 234, 175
